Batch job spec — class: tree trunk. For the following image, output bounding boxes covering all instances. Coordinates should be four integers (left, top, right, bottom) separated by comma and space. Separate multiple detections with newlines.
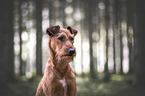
0, 0, 15, 94
104, 0, 109, 73
36, 0, 42, 75
114, 0, 119, 74
118, 0, 123, 74
134, 0, 145, 86
0, 0, 15, 81
49, 0, 54, 26
87, 0, 96, 79
104, 0, 111, 81
113, 24, 116, 73
126, 0, 134, 74
119, 23, 123, 74
19, 0, 24, 75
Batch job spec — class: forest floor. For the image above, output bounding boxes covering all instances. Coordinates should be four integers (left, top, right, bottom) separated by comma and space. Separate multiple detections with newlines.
5, 74, 145, 96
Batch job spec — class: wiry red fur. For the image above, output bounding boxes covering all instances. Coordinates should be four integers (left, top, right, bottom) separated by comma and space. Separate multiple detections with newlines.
35, 25, 77, 96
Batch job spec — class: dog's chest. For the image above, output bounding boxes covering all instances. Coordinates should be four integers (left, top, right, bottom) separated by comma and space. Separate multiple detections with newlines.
59, 78, 67, 92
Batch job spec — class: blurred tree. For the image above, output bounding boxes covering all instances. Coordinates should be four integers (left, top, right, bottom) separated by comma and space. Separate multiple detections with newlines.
0, 0, 15, 94
104, 0, 110, 81
18, 0, 24, 75
60, 0, 66, 27
113, 24, 116, 73
36, 0, 42, 75
49, 0, 55, 26
118, 0, 123, 74
112, 0, 116, 74
126, 0, 134, 74
0, 0, 15, 81
134, 0, 145, 86
87, 0, 96, 79
114, 0, 119, 74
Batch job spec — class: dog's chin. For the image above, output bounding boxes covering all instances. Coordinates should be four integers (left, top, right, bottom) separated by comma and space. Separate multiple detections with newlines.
61, 55, 74, 63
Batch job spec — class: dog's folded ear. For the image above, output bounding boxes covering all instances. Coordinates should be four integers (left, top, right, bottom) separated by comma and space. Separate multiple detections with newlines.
67, 26, 78, 36
46, 25, 60, 36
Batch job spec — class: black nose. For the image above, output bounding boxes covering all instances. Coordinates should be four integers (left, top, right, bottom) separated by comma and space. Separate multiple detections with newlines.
68, 48, 75, 55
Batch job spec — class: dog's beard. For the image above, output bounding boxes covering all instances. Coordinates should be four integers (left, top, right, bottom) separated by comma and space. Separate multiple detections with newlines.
62, 55, 73, 63
55, 50, 75, 63
55, 54, 73, 63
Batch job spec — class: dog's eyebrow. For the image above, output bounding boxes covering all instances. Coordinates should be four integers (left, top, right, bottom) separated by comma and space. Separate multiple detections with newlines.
57, 33, 67, 38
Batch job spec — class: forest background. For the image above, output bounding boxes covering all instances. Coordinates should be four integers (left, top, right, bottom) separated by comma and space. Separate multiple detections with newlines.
0, 0, 145, 96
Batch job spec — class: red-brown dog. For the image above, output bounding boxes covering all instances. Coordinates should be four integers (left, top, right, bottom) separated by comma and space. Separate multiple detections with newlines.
35, 25, 77, 96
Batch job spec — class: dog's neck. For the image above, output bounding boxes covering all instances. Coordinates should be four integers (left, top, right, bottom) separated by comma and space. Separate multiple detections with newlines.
49, 54, 69, 77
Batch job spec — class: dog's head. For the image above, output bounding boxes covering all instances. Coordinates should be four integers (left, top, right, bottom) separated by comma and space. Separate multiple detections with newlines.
46, 25, 78, 63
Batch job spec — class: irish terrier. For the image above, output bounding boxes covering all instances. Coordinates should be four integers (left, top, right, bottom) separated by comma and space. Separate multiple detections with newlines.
35, 25, 78, 96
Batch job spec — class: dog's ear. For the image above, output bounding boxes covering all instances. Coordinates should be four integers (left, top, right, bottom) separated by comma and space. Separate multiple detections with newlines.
46, 25, 60, 36
67, 26, 78, 36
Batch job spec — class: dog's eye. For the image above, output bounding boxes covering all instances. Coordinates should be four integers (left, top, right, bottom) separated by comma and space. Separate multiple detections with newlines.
70, 38, 74, 41
58, 37, 65, 41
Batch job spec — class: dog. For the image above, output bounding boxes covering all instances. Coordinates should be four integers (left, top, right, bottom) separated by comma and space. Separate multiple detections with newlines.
35, 25, 78, 96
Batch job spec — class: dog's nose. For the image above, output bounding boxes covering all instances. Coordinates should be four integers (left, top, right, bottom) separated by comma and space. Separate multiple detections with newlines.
68, 48, 75, 55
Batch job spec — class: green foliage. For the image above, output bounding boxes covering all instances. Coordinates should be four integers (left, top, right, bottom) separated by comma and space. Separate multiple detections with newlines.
77, 74, 145, 96
8, 76, 42, 96
6, 75, 145, 96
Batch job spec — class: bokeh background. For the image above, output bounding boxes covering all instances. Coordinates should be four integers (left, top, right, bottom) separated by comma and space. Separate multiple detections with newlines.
0, 0, 145, 96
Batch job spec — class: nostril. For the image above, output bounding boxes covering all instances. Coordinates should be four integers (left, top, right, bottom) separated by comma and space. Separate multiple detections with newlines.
68, 48, 75, 55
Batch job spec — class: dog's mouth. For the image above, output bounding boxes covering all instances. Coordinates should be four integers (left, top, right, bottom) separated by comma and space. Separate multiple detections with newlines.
62, 54, 73, 57
61, 53, 76, 58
